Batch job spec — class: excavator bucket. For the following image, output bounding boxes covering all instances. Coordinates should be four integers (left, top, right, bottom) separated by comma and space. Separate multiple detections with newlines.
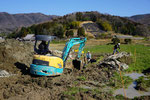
72, 59, 82, 70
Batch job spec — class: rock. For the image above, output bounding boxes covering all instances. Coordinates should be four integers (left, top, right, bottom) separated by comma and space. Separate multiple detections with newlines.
99, 52, 130, 70
0, 69, 13, 77
120, 63, 129, 70
51, 50, 63, 57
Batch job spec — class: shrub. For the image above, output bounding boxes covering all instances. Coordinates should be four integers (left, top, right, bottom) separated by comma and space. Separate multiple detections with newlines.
96, 33, 112, 39
77, 27, 85, 37
96, 19, 112, 31
135, 76, 150, 91
124, 39, 132, 44
111, 37, 120, 44
66, 30, 74, 37
69, 21, 80, 29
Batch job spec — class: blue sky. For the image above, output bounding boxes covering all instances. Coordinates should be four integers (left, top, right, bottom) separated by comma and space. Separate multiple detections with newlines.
0, 0, 150, 16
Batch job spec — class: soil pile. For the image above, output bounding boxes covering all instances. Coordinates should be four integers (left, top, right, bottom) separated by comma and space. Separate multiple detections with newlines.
0, 39, 34, 74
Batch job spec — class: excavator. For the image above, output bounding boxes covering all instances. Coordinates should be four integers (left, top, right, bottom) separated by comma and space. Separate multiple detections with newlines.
30, 35, 87, 76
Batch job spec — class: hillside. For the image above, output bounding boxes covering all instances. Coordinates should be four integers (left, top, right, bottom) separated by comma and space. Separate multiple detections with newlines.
129, 14, 150, 25
0, 12, 58, 34
9, 11, 150, 38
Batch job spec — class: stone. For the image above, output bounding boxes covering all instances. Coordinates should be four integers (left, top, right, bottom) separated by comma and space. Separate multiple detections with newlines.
0, 69, 12, 77
99, 52, 130, 70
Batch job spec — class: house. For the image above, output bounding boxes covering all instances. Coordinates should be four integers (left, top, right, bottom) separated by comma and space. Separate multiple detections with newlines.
23, 34, 35, 41
0, 37, 4, 42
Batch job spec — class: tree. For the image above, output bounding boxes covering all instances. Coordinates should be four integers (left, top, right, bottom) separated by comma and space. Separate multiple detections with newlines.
53, 24, 65, 38
66, 30, 74, 37
134, 25, 149, 36
124, 39, 132, 44
76, 12, 83, 21
69, 21, 80, 29
120, 26, 129, 34
77, 27, 85, 37
19, 27, 28, 37
111, 37, 120, 44
96, 19, 112, 31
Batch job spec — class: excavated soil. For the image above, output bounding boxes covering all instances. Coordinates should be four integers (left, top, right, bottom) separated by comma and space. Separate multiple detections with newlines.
0, 39, 115, 100
0, 39, 149, 100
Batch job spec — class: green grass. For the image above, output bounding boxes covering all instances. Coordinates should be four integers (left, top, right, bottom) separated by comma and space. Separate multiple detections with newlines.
77, 76, 86, 81
135, 76, 150, 91
107, 72, 133, 89
63, 87, 89, 96
84, 44, 150, 73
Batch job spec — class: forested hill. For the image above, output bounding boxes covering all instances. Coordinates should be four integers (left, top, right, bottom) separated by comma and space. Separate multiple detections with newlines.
9, 11, 150, 38
0, 12, 58, 34
129, 14, 150, 25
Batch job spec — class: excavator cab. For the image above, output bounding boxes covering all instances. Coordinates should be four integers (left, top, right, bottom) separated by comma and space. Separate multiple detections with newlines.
30, 35, 64, 76
30, 35, 87, 76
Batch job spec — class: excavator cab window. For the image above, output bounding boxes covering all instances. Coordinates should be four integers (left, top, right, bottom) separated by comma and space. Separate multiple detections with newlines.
34, 35, 56, 55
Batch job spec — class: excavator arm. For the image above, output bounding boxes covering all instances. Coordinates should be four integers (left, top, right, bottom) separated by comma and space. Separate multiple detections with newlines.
62, 37, 87, 64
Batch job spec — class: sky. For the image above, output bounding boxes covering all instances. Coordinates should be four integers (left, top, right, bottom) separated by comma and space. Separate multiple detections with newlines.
0, 0, 150, 17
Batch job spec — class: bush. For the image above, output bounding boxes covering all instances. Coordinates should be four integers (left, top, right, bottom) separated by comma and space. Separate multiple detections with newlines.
96, 19, 112, 31
135, 76, 150, 91
66, 30, 74, 37
111, 37, 120, 44
124, 39, 132, 44
96, 33, 112, 39
69, 21, 80, 29
77, 27, 85, 37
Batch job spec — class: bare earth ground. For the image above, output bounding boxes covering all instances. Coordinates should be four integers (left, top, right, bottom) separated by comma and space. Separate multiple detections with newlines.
0, 39, 114, 100
0, 39, 150, 100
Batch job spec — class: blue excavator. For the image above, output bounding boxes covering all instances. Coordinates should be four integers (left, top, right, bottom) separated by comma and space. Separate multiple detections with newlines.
30, 35, 87, 76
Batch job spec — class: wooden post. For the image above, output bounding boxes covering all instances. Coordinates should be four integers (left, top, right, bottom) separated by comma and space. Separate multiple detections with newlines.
134, 48, 136, 67
118, 64, 127, 99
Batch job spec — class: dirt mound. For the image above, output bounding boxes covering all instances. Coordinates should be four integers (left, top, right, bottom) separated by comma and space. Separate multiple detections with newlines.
0, 57, 116, 100
0, 39, 34, 74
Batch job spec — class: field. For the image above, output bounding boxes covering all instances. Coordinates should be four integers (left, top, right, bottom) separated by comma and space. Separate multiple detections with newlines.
51, 39, 150, 73
84, 44, 150, 73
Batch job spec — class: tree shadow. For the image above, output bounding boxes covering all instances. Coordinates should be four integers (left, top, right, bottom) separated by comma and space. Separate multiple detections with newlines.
14, 62, 30, 75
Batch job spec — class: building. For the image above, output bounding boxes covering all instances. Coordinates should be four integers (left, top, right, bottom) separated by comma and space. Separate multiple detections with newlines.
23, 34, 35, 41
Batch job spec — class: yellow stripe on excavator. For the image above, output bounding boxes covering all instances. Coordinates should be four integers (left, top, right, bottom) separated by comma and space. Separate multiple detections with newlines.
74, 49, 84, 53
33, 55, 63, 68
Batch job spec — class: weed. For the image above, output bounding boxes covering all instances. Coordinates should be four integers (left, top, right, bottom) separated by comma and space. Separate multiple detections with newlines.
77, 76, 86, 81
63, 87, 88, 96
135, 76, 150, 91
108, 72, 133, 89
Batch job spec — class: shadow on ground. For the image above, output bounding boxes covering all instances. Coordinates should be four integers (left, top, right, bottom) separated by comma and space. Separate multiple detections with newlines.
142, 68, 150, 75
14, 62, 30, 75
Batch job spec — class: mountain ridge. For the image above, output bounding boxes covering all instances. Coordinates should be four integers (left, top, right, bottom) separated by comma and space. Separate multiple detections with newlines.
128, 13, 150, 25
0, 12, 58, 34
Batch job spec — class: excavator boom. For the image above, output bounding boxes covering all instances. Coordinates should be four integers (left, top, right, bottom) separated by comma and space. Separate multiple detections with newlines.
62, 37, 87, 64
